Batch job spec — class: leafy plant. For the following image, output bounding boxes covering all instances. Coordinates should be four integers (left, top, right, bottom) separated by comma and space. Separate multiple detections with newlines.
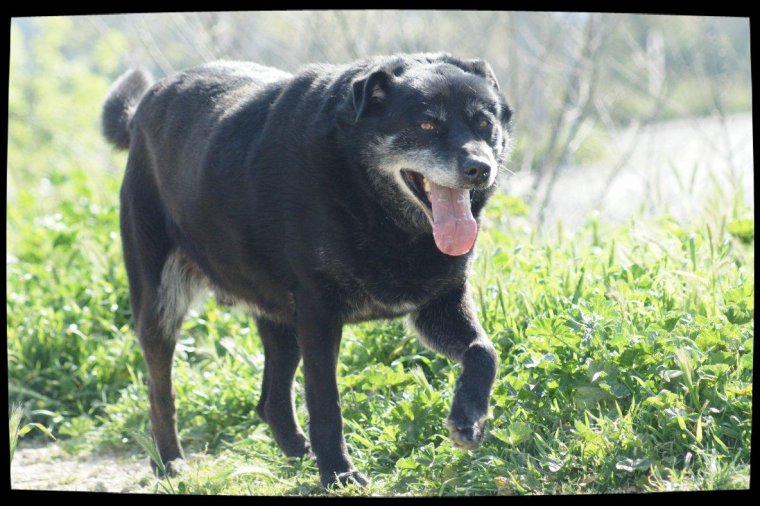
9, 405, 56, 465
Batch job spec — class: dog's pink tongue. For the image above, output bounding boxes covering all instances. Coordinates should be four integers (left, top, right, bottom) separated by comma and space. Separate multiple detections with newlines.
429, 182, 478, 256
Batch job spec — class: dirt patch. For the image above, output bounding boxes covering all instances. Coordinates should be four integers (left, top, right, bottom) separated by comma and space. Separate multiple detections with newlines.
11, 440, 157, 493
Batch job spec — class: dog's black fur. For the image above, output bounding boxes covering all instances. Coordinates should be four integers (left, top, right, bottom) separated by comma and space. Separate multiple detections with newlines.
103, 53, 512, 487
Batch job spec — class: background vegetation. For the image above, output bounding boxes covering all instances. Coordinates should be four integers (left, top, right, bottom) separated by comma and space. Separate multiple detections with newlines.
7, 12, 753, 495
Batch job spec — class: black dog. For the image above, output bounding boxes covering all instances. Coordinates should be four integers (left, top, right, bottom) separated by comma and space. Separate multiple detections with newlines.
102, 52, 512, 488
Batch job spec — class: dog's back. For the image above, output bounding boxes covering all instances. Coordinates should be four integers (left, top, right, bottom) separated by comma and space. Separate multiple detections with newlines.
106, 62, 301, 302
103, 62, 290, 140
106, 61, 291, 198
108, 59, 385, 313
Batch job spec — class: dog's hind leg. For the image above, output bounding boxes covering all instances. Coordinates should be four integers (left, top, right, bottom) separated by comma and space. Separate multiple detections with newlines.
255, 318, 310, 458
143, 249, 205, 476
139, 313, 186, 478
409, 285, 498, 450
120, 156, 200, 476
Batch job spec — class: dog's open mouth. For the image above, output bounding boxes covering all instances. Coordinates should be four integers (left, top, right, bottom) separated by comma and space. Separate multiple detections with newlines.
400, 169, 478, 256
401, 170, 433, 211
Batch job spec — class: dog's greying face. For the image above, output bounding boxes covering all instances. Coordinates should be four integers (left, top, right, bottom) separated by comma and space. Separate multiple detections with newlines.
352, 57, 512, 256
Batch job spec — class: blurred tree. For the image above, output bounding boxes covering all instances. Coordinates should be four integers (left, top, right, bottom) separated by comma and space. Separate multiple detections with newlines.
8, 17, 129, 207
9, 12, 751, 222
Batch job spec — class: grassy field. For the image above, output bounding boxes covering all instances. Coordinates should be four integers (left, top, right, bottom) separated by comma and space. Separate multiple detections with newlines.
7, 152, 754, 494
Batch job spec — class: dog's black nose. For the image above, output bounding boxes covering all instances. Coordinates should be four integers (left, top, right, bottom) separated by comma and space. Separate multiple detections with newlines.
462, 159, 491, 185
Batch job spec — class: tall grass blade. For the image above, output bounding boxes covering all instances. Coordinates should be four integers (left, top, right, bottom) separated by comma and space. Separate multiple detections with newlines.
9, 405, 24, 466
130, 430, 176, 494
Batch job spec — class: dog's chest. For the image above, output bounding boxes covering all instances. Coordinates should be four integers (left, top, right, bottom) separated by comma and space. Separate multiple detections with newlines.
343, 295, 419, 323
315, 245, 462, 323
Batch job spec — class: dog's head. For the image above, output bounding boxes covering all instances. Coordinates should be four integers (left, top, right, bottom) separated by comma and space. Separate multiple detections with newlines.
339, 53, 512, 256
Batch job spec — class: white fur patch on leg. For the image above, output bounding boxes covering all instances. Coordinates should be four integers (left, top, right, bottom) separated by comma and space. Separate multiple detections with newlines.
156, 250, 207, 340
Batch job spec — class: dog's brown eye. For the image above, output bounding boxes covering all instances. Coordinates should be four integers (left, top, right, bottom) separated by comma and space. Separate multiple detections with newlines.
478, 119, 490, 129
419, 121, 436, 131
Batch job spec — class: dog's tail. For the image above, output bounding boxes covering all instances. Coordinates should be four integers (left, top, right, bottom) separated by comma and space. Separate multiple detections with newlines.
102, 68, 154, 150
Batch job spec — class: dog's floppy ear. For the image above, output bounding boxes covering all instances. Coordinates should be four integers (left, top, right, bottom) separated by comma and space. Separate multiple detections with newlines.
460, 58, 501, 92
454, 57, 511, 125
352, 67, 394, 122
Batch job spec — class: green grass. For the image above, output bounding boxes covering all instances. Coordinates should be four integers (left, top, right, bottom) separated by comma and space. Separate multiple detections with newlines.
7, 167, 753, 495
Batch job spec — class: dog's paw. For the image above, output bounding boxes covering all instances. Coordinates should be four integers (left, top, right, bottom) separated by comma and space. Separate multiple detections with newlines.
151, 457, 187, 478
281, 435, 312, 459
322, 470, 370, 489
166, 458, 188, 476
446, 416, 485, 450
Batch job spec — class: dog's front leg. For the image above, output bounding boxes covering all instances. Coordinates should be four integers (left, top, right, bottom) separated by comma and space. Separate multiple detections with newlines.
411, 285, 498, 449
294, 288, 369, 488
